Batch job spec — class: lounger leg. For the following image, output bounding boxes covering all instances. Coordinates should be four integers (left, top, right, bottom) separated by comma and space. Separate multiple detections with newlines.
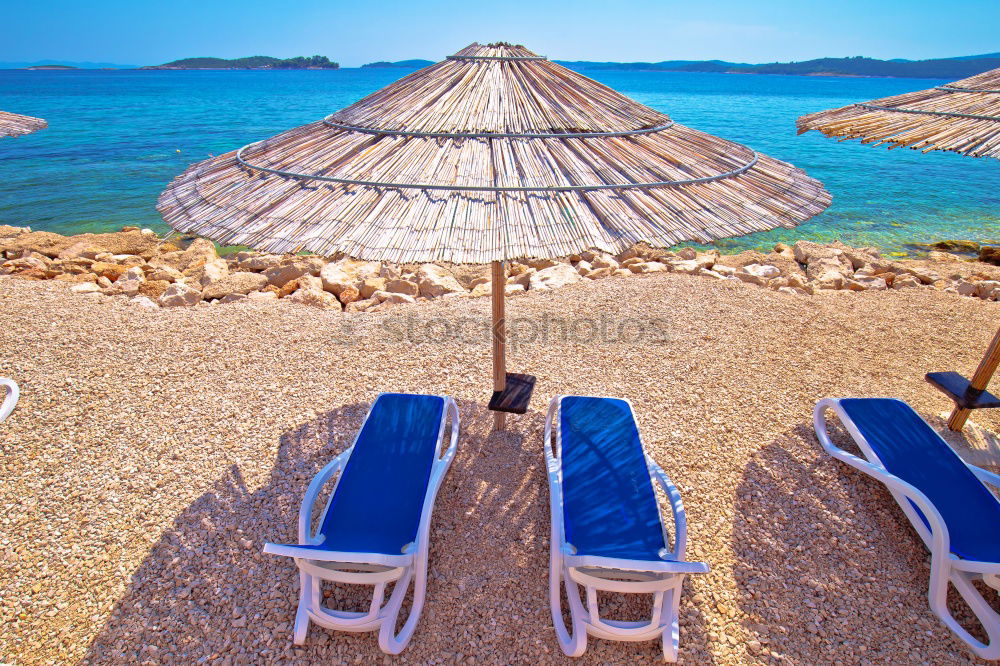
661, 587, 681, 662
928, 561, 1000, 660
293, 571, 314, 645
549, 550, 587, 657
377, 552, 425, 653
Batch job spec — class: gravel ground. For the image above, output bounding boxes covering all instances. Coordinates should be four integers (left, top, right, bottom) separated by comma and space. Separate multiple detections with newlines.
1, 271, 998, 665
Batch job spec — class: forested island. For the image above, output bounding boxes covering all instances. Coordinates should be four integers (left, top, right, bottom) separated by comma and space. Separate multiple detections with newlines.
361, 60, 435, 69
557, 53, 1000, 78
141, 55, 339, 70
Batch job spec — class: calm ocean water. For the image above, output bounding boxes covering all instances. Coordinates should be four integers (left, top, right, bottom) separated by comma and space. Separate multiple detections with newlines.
1, 68, 998, 255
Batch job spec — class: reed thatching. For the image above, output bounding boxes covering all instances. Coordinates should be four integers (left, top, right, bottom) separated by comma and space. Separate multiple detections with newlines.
797, 67, 1000, 159
0, 111, 47, 139
159, 42, 831, 263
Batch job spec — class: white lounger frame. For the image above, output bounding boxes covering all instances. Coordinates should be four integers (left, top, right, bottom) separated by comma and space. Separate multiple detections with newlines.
815, 398, 1000, 660
0, 378, 18, 423
264, 394, 459, 654
544, 395, 709, 662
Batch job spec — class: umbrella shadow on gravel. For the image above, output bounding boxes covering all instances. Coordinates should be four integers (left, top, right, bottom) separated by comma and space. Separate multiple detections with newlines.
83, 398, 710, 664
732, 423, 985, 664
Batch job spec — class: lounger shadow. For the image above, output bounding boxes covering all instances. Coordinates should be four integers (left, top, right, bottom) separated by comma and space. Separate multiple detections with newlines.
264, 392, 459, 654
544, 395, 709, 662
815, 397, 1000, 659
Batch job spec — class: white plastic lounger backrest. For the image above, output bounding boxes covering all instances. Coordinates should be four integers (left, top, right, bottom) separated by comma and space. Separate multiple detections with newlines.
543, 394, 709, 662
0, 378, 18, 423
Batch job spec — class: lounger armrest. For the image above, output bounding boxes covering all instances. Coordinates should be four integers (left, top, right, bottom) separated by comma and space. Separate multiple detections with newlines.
262, 543, 413, 568
646, 456, 688, 561
565, 553, 709, 575
966, 462, 1000, 491
299, 448, 354, 543
543, 395, 561, 470
813, 398, 951, 558
439, 397, 460, 466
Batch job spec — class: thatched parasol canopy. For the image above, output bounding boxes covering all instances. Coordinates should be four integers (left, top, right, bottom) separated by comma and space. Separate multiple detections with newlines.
797, 67, 1000, 159
800, 66, 1000, 433
0, 111, 47, 138
159, 42, 830, 264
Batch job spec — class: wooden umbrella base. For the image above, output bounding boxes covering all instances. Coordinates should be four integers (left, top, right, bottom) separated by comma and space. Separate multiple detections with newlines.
488, 373, 537, 415
927, 325, 1000, 431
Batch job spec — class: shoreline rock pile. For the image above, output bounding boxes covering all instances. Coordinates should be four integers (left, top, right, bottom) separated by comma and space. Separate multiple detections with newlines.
2, 225, 1000, 311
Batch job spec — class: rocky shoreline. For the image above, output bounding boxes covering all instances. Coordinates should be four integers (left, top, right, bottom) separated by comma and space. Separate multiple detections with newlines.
3, 224, 1000, 310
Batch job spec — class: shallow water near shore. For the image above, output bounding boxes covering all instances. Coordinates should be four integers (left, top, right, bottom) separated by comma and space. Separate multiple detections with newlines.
1, 68, 998, 255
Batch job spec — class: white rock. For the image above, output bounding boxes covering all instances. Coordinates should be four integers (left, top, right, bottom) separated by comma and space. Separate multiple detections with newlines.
148, 266, 183, 283
70, 282, 102, 294
575, 260, 593, 276
288, 283, 340, 309
669, 259, 701, 274
528, 264, 583, 290
116, 266, 146, 296
893, 274, 922, 290
955, 280, 978, 296
585, 268, 613, 280
246, 290, 278, 302
385, 278, 419, 296
372, 290, 416, 305
130, 295, 159, 310
238, 254, 283, 272
159, 282, 203, 307
265, 259, 321, 288
199, 258, 230, 286
589, 253, 619, 271
852, 275, 888, 290
975, 280, 1000, 299
415, 264, 464, 298
320, 258, 382, 295
628, 261, 669, 274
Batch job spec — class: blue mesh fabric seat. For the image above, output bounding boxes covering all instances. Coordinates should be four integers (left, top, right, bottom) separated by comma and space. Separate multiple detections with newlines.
839, 398, 1000, 562
277, 393, 445, 556
560, 396, 666, 561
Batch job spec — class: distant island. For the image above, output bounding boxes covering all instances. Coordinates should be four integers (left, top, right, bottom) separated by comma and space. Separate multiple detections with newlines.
24, 64, 78, 70
556, 52, 1000, 79
141, 55, 339, 70
361, 60, 435, 69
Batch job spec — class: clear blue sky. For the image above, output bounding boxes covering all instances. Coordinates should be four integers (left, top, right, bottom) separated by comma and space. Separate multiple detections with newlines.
2, 0, 998, 67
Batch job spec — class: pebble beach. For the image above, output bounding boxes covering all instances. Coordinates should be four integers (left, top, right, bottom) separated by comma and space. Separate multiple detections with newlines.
2, 261, 999, 664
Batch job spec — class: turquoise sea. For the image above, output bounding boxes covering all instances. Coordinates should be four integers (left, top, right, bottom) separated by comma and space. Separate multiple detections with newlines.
1, 68, 998, 255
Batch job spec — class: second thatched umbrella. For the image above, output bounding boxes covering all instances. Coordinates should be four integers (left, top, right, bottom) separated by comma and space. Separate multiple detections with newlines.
160, 42, 830, 426
0, 111, 47, 138
797, 66, 1000, 158
799, 67, 1000, 431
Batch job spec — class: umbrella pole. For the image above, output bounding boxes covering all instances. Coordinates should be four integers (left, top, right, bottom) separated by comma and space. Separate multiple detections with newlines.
491, 260, 506, 430
947, 325, 1000, 431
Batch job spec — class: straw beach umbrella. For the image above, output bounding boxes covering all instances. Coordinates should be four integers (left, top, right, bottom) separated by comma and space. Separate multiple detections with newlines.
797, 67, 1000, 158
159, 42, 831, 427
798, 67, 1000, 430
0, 111, 47, 138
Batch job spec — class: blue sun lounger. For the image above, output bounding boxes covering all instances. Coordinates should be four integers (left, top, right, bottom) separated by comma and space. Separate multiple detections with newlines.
815, 398, 1000, 659
264, 393, 459, 654
0, 378, 18, 423
544, 396, 709, 662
